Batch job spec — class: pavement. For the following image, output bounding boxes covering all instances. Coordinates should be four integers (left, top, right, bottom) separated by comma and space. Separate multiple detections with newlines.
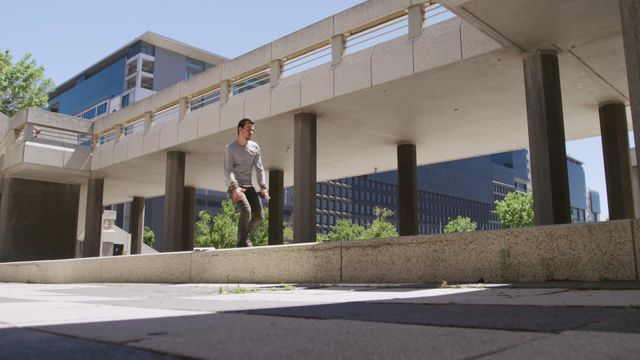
1, 281, 640, 359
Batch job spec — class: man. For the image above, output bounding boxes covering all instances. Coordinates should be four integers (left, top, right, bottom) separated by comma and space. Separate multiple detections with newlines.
224, 119, 269, 247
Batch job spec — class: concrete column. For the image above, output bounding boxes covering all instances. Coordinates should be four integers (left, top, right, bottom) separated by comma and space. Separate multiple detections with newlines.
114, 124, 123, 143
270, 60, 282, 86
600, 103, 635, 219
331, 35, 345, 66
182, 186, 195, 251
293, 112, 317, 243
408, 4, 424, 39
163, 151, 185, 252
23, 123, 34, 141
143, 111, 153, 132
178, 97, 189, 121
83, 178, 104, 257
397, 144, 419, 236
523, 50, 571, 225
0, 178, 79, 262
129, 196, 145, 254
620, 0, 640, 191
268, 169, 284, 245
220, 80, 231, 105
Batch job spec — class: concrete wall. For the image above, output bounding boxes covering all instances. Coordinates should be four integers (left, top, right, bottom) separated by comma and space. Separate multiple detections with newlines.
154, 47, 187, 92
0, 220, 637, 283
0, 178, 80, 262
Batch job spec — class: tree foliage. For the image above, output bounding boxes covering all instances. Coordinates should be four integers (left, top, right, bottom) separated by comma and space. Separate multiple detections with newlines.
318, 218, 365, 242
143, 226, 155, 247
319, 207, 397, 242
194, 199, 274, 248
194, 200, 239, 249
495, 191, 535, 229
443, 216, 477, 234
362, 207, 398, 239
0, 50, 55, 117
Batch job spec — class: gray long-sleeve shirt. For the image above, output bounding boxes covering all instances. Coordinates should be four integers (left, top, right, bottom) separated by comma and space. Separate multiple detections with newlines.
224, 140, 266, 189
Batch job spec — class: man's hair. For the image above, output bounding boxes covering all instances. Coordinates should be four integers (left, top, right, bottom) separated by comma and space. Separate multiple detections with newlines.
237, 118, 254, 134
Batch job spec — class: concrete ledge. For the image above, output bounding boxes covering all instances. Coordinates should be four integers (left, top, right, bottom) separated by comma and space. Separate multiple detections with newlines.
101, 252, 192, 283
1, 221, 637, 284
343, 220, 638, 283
190, 242, 341, 283
0, 258, 101, 283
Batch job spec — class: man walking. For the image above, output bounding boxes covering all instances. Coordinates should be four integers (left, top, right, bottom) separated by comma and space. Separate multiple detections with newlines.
224, 118, 269, 247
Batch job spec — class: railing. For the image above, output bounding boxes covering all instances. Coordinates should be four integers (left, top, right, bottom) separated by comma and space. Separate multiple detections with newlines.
123, 118, 145, 136
346, 14, 409, 54
231, 69, 270, 96
190, 89, 221, 111
99, 130, 118, 145
153, 105, 180, 125
283, 43, 332, 77
29, 125, 92, 147
90, 1, 458, 145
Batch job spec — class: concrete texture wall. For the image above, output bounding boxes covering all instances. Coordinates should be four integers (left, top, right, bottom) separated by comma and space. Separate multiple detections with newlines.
0, 220, 638, 283
0, 178, 80, 262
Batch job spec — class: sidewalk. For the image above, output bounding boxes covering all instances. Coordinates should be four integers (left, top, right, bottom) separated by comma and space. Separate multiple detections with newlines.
1, 281, 639, 359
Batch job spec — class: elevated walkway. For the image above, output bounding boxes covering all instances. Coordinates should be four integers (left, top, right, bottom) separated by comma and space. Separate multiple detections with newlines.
1, 220, 638, 284
1, 0, 626, 205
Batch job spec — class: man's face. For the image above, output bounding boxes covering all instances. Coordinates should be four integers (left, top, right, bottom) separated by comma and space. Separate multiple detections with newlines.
240, 124, 254, 140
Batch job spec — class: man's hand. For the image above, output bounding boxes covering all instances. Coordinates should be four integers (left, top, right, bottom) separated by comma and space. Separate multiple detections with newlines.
230, 187, 245, 202
260, 188, 270, 200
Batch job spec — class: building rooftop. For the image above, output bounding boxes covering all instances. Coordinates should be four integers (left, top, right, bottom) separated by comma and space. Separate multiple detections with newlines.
49, 32, 229, 99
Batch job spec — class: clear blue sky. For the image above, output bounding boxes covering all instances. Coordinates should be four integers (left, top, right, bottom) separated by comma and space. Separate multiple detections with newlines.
1, 0, 615, 220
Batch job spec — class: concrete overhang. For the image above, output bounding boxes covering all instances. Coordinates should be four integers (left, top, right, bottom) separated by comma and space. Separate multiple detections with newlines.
8, 1, 629, 206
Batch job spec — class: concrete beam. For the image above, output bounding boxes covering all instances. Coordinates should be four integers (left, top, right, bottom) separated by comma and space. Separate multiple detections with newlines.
397, 144, 418, 236
268, 169, 284, 245
129, 196, 145, 255
523, 50, 571, 225
163, 151, 185, 252
620, 0, 640, 196
600, 103, 635, 220
293, 112, 317, 243
83, 178, 104, 258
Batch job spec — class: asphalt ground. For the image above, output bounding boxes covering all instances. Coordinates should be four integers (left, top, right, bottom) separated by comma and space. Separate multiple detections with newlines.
1, 281, 639, 359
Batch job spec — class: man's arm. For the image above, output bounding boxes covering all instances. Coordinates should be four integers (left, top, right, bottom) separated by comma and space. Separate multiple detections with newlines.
224, 145, 243, 201
254, 144, 269, 200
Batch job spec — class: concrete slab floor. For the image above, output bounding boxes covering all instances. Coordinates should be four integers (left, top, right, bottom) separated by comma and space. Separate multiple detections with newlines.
0, 282, 639, 359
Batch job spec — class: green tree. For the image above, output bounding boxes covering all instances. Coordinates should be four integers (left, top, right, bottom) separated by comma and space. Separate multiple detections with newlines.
495, 191, 535, 228
283, 225, 294, 244
319, 218, 365, 242
443, 216, 477, 234
249, 207, 269, 246
0, 50, 55, 117
194, 200, 238, 249
362, 207, 398, 239
143, 226, 155, 247
194, 199, 274, 248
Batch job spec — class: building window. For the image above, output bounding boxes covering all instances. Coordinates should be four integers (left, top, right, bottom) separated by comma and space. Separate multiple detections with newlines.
185, 57, 206, 79
96, 102, 108, 116
121, 94, 130, 108
81, 108, 96, 120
